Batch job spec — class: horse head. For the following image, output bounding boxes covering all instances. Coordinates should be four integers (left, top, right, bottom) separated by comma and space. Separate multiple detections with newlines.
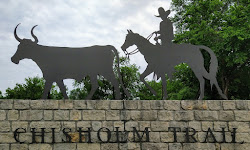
121, 29, 137, 52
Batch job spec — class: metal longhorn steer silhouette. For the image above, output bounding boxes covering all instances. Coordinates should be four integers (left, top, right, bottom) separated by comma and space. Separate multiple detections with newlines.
11, 24, 130, 100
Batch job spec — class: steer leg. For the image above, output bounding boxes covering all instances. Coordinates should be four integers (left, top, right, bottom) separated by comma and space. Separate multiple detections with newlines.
105, 74, 121, 100
42, 79, 53, 99
56, 80, 69, 99
85, 77, 98, 100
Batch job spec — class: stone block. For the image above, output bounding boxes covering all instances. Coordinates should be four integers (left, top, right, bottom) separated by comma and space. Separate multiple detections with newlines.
12, 121, 29, 131
151, 121, 169, 131
73, 100, 87, 109
20, 110, 43, 121
183, 143, 216, 150
236, 100, 248, 110
160, 132, 174, 142
29, 144, 52, 150
0, 121, 11, 132
124, 100, 138, 109
194, 111, 218, 121
113, 121, 124, 130
76, 121, 91, 130
150, 100, 164, 109
138, 101, 151, 109
70, 110, 82, 120
82, 110, 105, 120
102, 121, 114, 131
142, 143, 168, 150
0, 133, 16, 143
44, 100, 59, 109
30, 121, 61, 132
125, 121, 138, 131
229, 122, 250, 132
54, 143, 76, 150
181, 100, 208, 110
138, 121, 151, 131
221, 143, 235, 150
110, 100, 123, 109
158, 111, 174, 121
11, 144, 28, 150
149, 132, 160, 142
96, 101, 110, 110
59, 100, 73, 109
61, 121, 76, 131
174, 111, 194, 121
164, 100, 180, 110
30, 100, 45, 109
77, 143, 100, 150
120, 110, 130, 120
0, 100, 13, 109
223, 101, 236, 110
141, 110, 157, 121
214, 122, 228, 131
44, 110, 53, 120
130, 111, 141, 120
54, 110, 69, 120
8, 110, 19, 120
234, 111, 250, 121
14, 100, 29, 109
207, 100, 222, 110
0, 110, 6, 120
106, 110, 120, 120
101, 143, 118, 150
0, 144, 9, 150
188, 121, 202, 131
87, 101, 97, 109
92, 121, 102, 131
169, 143, 182, 150
201, 121, 213, 131
219, 111, 234, 121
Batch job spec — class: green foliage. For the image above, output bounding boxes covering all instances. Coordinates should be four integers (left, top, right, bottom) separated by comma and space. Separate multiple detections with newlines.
171, 0, 250, 99
4, 77, 64, 100
0, 91, 4, 99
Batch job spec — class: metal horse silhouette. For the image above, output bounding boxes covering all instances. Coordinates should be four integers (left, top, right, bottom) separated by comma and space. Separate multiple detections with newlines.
121, 8, 227, 100
11, 24, 130, 100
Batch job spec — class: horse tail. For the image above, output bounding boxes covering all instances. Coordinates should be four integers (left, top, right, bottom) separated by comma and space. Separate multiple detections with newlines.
110, 45, 131, 98
198, 45, 218, 89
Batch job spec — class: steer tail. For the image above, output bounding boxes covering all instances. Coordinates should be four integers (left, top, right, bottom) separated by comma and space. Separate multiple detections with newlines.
110, 45, 131, 98
199, 45, 218, 89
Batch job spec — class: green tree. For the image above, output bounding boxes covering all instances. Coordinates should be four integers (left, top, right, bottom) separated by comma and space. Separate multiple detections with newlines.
0, 91, 4, 99
171, 0, 249, 99
5, 77, 64, 99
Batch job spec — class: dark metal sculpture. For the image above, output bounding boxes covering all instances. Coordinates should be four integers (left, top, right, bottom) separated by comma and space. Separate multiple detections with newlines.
12, 24, 130, 100
121, 7, 228, 100
121, 7, 227, 100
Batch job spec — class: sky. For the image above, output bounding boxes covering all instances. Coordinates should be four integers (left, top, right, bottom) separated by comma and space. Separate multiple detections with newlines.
0, 0, 173, 94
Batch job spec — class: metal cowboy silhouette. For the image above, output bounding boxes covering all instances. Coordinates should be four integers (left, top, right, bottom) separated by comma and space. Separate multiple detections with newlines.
154, 7, 174, 46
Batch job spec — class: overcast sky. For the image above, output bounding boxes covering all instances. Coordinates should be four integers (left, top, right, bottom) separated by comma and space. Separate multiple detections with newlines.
0, 0, 172, 94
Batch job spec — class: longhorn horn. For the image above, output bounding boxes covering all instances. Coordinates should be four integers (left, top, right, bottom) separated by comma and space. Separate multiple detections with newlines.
14, 23, 22, 42
127, 29, 130, 33
31, 25, 38, 43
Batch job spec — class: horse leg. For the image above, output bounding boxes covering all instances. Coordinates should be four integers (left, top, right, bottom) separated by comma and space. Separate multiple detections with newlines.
213, 79, 228, 99
161, 74, 168, 100
140, 67, 157, 96
42, 79, 53, 99
56, 79, 69, 99
201, 68, 228, 99
85, 77, 98, 100
192, 70, 205, 100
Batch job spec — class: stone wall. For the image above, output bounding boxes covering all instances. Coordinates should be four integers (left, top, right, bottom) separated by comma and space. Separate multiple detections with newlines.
0, 100, 249, 150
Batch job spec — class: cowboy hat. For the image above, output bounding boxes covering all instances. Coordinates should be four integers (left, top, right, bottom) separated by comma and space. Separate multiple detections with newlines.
155, 7, 170, 18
